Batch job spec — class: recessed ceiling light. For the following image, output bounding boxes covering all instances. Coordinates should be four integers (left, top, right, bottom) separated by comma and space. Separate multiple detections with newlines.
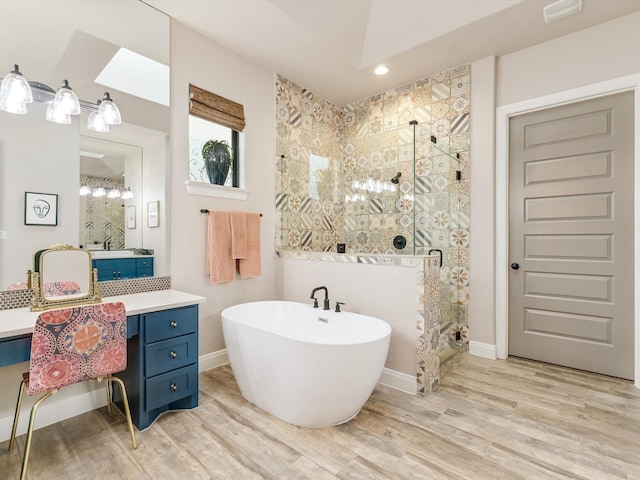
374, 65, 389, 76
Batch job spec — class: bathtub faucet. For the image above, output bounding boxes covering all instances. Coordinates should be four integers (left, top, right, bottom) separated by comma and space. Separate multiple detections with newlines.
310, 286, 330, 310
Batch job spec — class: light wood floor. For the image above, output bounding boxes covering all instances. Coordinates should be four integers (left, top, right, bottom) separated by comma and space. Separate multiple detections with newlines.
2, 354, 640, 479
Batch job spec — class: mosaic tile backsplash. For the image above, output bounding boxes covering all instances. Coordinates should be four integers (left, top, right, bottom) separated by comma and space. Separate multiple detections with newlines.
275, 65, 471, 360
0, 276, 171, 310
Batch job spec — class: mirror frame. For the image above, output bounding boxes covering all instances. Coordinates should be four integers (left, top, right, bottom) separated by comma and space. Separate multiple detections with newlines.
28, 245, 102, 311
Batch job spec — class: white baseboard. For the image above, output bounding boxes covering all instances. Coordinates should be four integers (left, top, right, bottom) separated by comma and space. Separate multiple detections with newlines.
199, 349, 229, 372
0, 352, 413, 443
378, 367, 417, 395
469, 341, 497, 360
0, 387, 106, 443
0, 350, 230, 443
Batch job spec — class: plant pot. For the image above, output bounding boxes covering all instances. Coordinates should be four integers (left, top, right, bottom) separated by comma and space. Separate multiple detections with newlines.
202, 139, 232, 185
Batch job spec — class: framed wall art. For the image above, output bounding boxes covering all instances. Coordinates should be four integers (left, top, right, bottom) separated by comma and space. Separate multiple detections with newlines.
24, 191, 58, 226
126, 205, 136, 229
147, 200, 159, 228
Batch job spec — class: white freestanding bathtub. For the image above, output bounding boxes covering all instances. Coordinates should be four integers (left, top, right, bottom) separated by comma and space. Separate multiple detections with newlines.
221, 301, 391, 427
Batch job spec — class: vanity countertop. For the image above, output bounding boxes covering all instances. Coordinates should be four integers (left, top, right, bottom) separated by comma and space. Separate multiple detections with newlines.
90, 251, 155, 259
0, 289, 206, 339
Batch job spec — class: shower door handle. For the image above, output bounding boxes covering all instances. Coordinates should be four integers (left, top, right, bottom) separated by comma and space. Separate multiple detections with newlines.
428, 248, 443, 267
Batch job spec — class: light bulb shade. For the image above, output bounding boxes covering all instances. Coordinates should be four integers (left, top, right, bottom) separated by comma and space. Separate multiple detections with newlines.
0, 96, 27, 114
46, 102, 71, 124
98, 92, 121, 125
107, 188, 121, 199
92, 185, 106, 197
87, 110, 109, 132
53, 80, 81, 115
79, 183, 91, 196
121, 187, 134, 199
0, 64, 33, 105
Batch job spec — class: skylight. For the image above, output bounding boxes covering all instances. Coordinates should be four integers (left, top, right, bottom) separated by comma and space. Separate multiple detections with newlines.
95, 48, 169, 107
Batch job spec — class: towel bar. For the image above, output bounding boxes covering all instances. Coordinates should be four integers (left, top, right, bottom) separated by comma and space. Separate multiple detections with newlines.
200, 209, 262, 217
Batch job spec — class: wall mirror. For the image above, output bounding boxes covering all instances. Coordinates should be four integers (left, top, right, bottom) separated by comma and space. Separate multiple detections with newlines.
79, 135, 143, 250
0, 1, 170, 291
29, 245, 101, 311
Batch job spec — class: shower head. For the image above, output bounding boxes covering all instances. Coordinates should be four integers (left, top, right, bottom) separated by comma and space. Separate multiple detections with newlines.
390, 172, 402, 184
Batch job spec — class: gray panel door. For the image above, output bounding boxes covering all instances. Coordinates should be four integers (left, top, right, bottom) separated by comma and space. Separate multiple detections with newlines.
509, 91, 634, 379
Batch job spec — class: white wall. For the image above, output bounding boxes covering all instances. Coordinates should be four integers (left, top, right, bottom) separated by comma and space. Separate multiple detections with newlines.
169, 20, 277, 356
0, 102, 79, 288
469, 56, 497, 350
276, 258, 417, 375
469, 11, 640, 353
142, 133, 170, 276
497, 11, 640, 108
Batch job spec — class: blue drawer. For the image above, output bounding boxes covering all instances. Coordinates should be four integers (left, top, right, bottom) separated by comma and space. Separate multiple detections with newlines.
136, 258, 153, 269
145, 333, 197, 377
145, 364, 198, 411
0, 335, 31, 367
137, 267, 154, 278
144, 306, 197, 343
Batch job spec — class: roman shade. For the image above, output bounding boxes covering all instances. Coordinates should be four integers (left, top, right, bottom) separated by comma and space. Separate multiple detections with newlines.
189, 84, 245, 132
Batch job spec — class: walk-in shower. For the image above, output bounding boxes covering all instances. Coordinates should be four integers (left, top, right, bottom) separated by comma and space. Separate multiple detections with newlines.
275, 65, 471, 364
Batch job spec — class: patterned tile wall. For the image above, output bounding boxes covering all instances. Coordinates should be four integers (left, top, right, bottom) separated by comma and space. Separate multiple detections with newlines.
80, 174, 126, 249
275, 66, 471, 363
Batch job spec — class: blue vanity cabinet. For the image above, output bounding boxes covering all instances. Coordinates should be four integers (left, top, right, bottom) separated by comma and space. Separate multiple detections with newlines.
135, 257, 154, 278
92, 257, 154, 281
115, 305, 199, 430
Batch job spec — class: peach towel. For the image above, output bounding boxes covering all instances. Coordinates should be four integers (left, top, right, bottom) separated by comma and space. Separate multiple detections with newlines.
229, 211, 248, 259
207, 211, 235, 284
238, 213, 261, 278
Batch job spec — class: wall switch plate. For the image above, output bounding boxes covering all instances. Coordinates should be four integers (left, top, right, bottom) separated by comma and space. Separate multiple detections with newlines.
0, 231, 6, 240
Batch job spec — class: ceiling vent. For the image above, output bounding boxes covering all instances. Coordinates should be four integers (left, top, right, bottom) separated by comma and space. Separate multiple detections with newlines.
543, 0, 582, 24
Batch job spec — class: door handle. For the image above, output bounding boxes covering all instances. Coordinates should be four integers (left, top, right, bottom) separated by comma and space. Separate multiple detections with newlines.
511, 263, 520, 270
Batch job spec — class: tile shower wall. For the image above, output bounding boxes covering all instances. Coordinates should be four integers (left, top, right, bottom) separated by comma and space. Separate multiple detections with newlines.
275, 76, 344, 251
275, 65, 471, 359
80, 174, 125, 249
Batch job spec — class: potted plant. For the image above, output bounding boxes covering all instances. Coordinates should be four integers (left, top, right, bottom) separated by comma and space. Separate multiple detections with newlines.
202, 139, 233, 185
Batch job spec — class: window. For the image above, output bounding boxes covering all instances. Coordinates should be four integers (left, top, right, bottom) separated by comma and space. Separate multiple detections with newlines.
188, 84, 245, 188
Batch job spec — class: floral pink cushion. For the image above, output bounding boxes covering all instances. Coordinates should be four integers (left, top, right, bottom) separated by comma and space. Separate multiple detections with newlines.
42, 281, 81, 296
27, 302, 127, 395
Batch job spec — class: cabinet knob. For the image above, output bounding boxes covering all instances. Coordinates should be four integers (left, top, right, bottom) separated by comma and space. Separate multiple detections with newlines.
170, 383, 177, 392
169, 351, 177, 359
170, 321, 178, 328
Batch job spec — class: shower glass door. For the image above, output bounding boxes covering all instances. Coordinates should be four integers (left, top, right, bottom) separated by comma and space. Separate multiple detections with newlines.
412, 121, 469, 362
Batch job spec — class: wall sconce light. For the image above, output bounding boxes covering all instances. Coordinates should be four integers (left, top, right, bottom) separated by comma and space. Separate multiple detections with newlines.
120, 186, 134, 199
79, 182, 92, 196
80, 182, 133, 199
0, 64, 32, 114
87, 100, 109, 133
98, 92, 121, 125
0, 64, 122, 129
92, 185, 106, 197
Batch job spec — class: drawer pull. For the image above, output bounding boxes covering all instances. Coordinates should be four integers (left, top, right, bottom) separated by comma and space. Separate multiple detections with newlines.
170, 383, 178, 392
170, 321, 178, 328
169, 351, 177, 359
